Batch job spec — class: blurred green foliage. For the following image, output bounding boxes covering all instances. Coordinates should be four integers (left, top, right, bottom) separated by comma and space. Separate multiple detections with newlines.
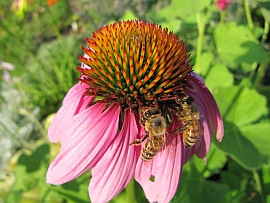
1, 0, 270, 202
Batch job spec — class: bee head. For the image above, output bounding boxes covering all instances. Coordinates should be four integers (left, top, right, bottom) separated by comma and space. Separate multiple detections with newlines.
142, 107, 161, 118
176, 96, 194, 105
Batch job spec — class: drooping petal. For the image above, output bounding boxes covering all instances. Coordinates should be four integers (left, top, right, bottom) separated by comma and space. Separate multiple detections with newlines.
46, 104, 120, 184
48, 83, 93, 142
194, 104, 212, 159
191, 72, 205, 84
181, 100, 212, 162
89, 110, 140, 202
188, 76, 224, 141
135, 117, 184, 203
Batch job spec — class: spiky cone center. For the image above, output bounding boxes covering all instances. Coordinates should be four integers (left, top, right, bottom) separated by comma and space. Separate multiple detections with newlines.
77, 20, 193, 110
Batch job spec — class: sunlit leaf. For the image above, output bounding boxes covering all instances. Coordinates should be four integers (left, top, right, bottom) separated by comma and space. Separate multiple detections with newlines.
147, 0, 211, 33
214, 22, 267, 69
205, 64, 234, 91
121, 10, 138, 21
240, 123, 270, 159
260, 1, 270, 21
170, 0, 212, 18
212, 87, 269, 169
194, 52, 213, 76
213, 86, 268, 126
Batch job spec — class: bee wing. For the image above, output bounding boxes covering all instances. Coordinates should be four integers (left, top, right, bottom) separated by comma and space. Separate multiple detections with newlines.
194, 115, 205, 150
194, 130, 202, 149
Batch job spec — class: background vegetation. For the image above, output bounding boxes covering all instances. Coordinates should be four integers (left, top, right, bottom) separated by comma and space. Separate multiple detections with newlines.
0, 0, 270, 202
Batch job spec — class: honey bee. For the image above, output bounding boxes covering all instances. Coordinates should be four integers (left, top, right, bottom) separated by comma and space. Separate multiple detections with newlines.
129, 107, 167, 161
172, 96, 202, 148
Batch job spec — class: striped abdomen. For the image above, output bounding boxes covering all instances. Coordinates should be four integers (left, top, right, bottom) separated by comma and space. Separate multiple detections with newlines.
141, 134, 165, 161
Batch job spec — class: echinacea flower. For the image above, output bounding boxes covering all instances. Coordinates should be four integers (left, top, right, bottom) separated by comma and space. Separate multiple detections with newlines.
46, 20, 224, 203
216, 0, 231, 10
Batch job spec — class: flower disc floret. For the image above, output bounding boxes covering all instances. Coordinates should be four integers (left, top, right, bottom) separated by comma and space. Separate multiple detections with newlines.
77, 20, 193, 109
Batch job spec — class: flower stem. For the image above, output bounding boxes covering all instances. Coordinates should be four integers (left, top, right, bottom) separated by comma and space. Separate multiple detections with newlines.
253, 57, 270, 89
244, 0, 254, 30
126, 178, 135, 203
252, 170, 265, 203
195, 12, 206, 74
260, 20, 269, 45
250, 21, 269, 88
219, 10, 226, 25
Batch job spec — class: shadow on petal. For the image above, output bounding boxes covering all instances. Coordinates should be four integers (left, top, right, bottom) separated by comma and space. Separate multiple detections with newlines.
188, 76, 224, 141
135, 117, 184, 203
89, 109, 140, 202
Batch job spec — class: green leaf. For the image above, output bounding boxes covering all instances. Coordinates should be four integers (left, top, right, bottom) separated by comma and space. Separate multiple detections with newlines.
18, 144, 50, 172
257, 85, 270, 118
13, 144, 49, 191
240, 123, 270, 159
202, 143, 227, 178
173, 170, 230, 202
194, 52, 213, 76
148, 0, 211, 33
262, 165, 270, 184
267, 195, 270, 203
262, 165, 270, 196
214, 22, 267, 69
147, 4, 182, 33
220, 161, 251, 202
205, 63, 234, 91
172, 155, 230, 203
213, 86, 268, 126
260, 2, 270, 21
213, 86, 268, 169
185, 145, 227, 178
121, 10, 138, 21
170, 0, 212, 18
4, 144, 51, 202
213, 121, 267, 169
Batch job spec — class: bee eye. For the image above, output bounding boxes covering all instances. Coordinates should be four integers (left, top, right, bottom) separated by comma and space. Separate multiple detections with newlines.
154, 109, 161, 115
145, 112, 151, 117
186, 97, 194, 104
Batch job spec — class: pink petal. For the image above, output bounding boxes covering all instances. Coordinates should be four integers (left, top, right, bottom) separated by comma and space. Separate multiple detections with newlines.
46, 104, 120, 184
135, 117, 184, 203
191, 72, 205, 84
195, 106, 212, 159
62, 83, 88, 106
89, 110, 140, 202
188, 76, 224, 141
48, 83, 93, 142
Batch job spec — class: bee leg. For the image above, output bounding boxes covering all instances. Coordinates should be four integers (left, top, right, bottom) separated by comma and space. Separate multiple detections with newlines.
129, 134, 149, 146
171, 121, 191, 134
